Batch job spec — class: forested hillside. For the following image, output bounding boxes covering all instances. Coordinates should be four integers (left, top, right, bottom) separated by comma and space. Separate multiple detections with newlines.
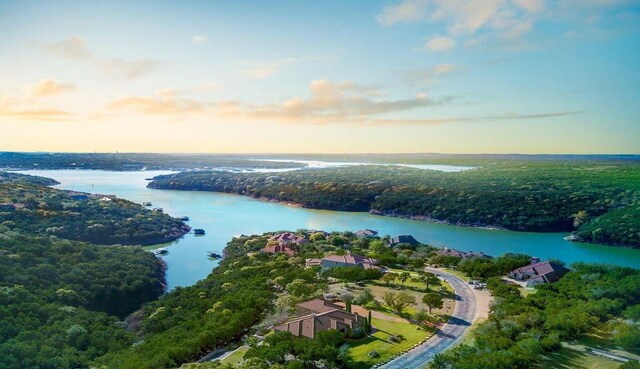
0, 171, 60, 186
0, 172, 187, 368
148, 160, 640, 247
0, 230, 166, 369
0, 182, 190, 245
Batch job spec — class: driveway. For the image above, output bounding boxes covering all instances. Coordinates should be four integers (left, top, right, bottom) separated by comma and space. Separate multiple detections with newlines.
377, 267, 478, 369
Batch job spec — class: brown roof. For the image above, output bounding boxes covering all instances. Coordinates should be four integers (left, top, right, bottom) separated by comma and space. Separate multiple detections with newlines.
322, 254, 378, 265
269, 232, 308, 244
275, 300, 363, 339
260, 244, 297, 256
297, 299, 344, 314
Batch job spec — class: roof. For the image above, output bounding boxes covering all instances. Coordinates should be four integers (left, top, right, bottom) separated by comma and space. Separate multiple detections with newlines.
297, 299, 344, 314
511, 261, 570, 283
275, 299, 363, 339
269, 232, 308, 244
261, 244, 296, 256
390, 235, 419, 245
354, 229, 378, 237
322, 254, 378, 266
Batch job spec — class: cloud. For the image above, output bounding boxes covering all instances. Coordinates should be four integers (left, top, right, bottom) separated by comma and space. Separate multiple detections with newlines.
0, 108, 75, 121
107, 90, 206, 115
0, 93, 75, 121
378, 0, 634, 48
377, 0, 430, 26
376, 0, 541, 46
402, 63, 457, 86
47, 37, 91, 60
47, 37, 160, 80
23, 78, 76, 98
370, 110, 584, 125
99, 58, 161, 80
105, 80, 449, 125
426, 36, 456, 50
192, 35, 208, 44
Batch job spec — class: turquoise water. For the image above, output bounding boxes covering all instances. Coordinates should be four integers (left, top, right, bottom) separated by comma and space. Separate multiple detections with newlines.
23, 170, 640, 289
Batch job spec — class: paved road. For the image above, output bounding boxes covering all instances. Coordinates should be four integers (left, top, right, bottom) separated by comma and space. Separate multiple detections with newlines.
377, 268, 477, 369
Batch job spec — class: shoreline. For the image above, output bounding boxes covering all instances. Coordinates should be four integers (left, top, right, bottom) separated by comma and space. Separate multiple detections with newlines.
145, 184, 640, 250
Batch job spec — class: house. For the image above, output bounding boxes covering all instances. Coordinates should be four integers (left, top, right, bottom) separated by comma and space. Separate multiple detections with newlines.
389, 235, 420, 247
260, 243, 297, 256
354, 229, 378, 238
269, 232, 308, 245
307, 253, 381, 270
509, 260, 570, 286
274, 299, 364, 339
306, 230, 330, 238
436, 247, 493, 260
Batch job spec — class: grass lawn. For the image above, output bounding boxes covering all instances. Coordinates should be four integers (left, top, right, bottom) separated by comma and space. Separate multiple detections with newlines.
440, 267, 469, 281
347, 317, 431, 367
219, 346, 249, 367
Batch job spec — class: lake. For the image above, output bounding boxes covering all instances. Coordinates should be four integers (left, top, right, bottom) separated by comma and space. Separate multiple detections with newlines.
23, 170, 640, 290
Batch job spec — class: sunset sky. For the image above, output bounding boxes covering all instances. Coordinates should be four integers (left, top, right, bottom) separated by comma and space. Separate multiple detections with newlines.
1, 0, 639, 154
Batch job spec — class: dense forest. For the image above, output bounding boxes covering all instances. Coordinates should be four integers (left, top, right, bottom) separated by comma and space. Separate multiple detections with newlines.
0, 172, 186, 368
148, 159, 640, 247
0, 230, 166, 369
0, 178, 190, 245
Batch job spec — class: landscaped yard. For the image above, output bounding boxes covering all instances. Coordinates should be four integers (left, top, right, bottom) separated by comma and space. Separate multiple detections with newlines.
347, 317, 432, 366
326, 271, 457, 320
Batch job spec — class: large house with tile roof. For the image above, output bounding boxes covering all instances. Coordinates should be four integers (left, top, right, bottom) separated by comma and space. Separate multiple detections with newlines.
305, 253, 381, 270
260, 243, 297, 256
274, 299, 364, 339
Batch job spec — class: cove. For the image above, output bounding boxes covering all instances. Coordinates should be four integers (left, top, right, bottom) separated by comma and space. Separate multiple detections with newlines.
23, 169, 640, 290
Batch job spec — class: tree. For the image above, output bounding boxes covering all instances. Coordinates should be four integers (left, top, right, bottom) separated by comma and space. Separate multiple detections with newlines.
238, 357, 269, 369
398, 272, 411, 286
382, 291, 396, 311
422, 292, 444, 313
413, 309, 438, 326
354, 288, 374, 306
419, 272, 441, 290
383, 291, 416, 315
381, 273, 397, 286
286, 279, 317, 299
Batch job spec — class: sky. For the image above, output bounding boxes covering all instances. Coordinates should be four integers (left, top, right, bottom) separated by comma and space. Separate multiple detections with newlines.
0, 0, 639, 154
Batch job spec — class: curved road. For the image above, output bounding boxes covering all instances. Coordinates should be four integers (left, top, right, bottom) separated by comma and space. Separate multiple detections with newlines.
377, 268, 477, 369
